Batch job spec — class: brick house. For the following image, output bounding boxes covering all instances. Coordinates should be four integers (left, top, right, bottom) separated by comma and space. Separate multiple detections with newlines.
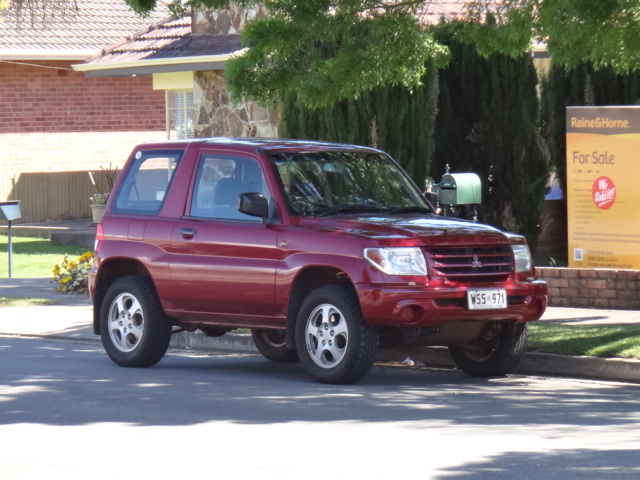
74, 5, 279, 141
0, 0, 170, 222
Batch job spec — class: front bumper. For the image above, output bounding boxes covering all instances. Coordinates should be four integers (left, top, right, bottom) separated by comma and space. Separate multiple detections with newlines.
356, 280, 548, 327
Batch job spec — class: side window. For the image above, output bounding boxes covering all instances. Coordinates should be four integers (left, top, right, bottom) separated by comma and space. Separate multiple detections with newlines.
113, 150, 181, 215
190, 155, 270, 221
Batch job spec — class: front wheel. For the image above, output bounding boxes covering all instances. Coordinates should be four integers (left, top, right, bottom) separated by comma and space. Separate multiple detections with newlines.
99, 276, 172, 368
448, 323, 528, 377
251, 329, 299, 363
295, 284, 378, 384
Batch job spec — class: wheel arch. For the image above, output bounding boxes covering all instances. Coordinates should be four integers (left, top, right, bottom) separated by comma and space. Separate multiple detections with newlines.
93, 259, 154, 335
284, 266, 356, 350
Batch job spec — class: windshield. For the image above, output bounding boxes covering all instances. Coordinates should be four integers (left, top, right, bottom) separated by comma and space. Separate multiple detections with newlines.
270, 150, 432, 216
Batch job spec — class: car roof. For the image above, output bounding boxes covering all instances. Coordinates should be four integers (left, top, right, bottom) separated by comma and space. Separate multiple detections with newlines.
142, 137, 382, 154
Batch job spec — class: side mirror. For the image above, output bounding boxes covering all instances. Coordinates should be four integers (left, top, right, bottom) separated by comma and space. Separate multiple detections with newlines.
238, 192, 268, 218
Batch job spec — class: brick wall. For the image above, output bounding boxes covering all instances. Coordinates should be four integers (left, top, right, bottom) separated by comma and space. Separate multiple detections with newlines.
0, 60, 166, 173
1, 60, 167, 221
538, 267, 640, 310
0, 60, 165, 135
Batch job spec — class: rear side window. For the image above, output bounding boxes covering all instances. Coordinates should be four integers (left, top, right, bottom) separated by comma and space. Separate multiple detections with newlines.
190, 154, 270, 221
113, 150, 182, 215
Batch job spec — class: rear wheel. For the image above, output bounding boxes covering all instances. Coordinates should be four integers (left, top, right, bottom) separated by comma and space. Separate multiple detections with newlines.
448, 323, 528, 377
251, 329, 299, 363
295, 284, 378, 384
99, 276, 171, 368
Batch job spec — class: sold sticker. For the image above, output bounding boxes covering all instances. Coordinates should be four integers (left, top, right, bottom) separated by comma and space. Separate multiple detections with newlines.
592, 176, 616, 210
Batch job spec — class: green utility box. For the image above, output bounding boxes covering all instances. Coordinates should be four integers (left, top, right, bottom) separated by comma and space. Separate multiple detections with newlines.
439, 173, 481, 205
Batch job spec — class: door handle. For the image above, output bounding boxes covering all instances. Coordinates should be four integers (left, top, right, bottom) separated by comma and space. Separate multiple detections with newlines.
180, 227, 196, 239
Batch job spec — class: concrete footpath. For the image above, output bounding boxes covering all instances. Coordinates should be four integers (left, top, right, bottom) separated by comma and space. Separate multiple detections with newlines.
1, 277, 639, 383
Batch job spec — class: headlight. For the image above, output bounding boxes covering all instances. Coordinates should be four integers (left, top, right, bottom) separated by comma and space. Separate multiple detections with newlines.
511, 244, 532, 273
363, 247, 427, 275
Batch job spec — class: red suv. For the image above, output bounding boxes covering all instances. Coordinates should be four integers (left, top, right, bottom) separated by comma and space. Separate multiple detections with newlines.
89, 138, 547, 384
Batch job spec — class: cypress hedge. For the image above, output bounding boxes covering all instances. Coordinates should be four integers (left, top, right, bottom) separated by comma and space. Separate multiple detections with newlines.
432, 32, 548, 247
540, 64, 640, 198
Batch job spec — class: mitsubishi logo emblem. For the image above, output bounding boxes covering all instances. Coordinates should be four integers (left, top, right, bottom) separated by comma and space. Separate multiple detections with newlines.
471, 254, 483, 269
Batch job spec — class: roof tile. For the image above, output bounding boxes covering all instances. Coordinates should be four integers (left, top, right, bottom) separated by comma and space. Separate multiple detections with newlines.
82, 15, 243, 66
0, 0, 171, 55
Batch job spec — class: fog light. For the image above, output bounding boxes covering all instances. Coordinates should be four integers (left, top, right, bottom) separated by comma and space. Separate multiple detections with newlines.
401, 305, 424, 324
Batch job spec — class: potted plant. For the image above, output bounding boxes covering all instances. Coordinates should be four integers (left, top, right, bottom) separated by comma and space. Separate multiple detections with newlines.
89, 163, 119, 224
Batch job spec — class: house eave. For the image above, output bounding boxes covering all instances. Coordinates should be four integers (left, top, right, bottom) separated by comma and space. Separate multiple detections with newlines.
73, 53, 240, 77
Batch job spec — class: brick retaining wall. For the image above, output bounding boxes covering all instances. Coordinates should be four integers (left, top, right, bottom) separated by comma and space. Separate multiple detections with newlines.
537, 267, 640, 310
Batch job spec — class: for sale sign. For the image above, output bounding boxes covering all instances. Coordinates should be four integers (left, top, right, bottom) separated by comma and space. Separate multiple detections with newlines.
566, 106, 640, 269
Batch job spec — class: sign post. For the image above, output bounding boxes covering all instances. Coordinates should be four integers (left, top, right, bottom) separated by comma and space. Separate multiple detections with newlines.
0, 201, 22, 278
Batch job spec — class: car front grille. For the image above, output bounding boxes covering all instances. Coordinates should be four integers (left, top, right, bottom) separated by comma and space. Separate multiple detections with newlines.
425, 245, 514, 283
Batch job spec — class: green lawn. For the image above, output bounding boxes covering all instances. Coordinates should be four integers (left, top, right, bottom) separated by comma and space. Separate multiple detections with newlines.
528, 323, 640, 360
0, 235, 91, 278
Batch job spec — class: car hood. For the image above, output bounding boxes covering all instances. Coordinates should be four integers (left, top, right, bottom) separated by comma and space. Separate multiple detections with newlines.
294, 214, 512, 246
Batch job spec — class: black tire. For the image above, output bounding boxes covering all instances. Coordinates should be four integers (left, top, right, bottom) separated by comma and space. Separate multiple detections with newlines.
99, 276, 172, 368
448, 323, 528, 377
295, 284, 378, 384
251, 329, 299, 363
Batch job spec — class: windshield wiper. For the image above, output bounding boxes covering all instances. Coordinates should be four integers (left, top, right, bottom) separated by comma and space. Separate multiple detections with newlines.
315, 205, 385, 217
386, 206, 434, 215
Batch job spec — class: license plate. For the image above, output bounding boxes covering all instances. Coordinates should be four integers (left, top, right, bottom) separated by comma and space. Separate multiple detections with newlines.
467, 289, 507, 310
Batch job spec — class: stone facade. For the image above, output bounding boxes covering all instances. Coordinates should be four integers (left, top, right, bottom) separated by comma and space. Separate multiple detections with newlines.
192, 3, 278, 138
194, 70, 278, 138
193, 3, 267, 35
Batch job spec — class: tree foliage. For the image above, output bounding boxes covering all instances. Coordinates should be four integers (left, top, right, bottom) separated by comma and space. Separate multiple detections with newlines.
116, 0, 640, 107
8, 0, 640, 106
534, 0, 640, 72
224, 1, 448, 108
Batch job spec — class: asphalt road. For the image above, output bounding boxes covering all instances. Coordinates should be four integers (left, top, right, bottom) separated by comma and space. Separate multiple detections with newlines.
1, 335, 639, 480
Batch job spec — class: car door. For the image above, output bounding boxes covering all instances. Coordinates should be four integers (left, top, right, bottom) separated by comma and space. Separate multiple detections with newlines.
167, 152, 280, 323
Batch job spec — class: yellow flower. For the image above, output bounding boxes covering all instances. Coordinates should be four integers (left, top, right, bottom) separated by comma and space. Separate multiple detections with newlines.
52, 252, 94, 294
79, 251, 94, 263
